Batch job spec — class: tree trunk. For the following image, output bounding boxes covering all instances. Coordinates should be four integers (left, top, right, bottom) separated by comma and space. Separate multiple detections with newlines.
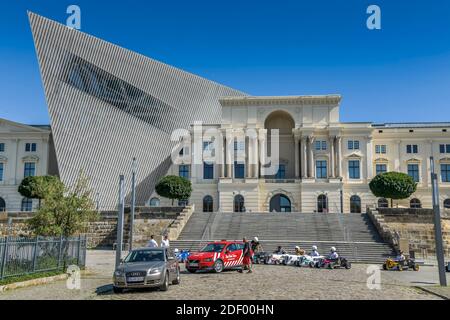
390, 198, 393, 208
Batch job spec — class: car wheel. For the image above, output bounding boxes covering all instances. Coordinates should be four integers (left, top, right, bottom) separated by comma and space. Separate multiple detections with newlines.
172, 268, 181, 284
308, 262, 314, 268
398, 265, 403, 271
214, 259, 224, 273
187, 268, 196, 273
113, 286, 123, 294
327, 263, 333, 269
345, 262, 352, 269
413, 264, 420, 271
160, 272, 169, 291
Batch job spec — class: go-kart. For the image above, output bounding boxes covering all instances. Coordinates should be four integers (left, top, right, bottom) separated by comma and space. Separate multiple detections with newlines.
282, 254, 301, 265
316, 257, 352, 269
382, 258, 419, 271
264, 253, 287, 265
295, 255, 324, 268
253, 251, 270, 264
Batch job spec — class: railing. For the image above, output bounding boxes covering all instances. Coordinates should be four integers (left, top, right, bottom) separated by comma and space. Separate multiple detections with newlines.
264, 179, 296, 183
0, 235, 87, 280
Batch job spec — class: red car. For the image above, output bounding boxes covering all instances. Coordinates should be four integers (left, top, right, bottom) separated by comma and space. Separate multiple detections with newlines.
185, 240, 244, 273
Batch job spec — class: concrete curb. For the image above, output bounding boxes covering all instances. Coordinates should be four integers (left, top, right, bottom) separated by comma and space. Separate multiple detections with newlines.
0, 273, 69, 292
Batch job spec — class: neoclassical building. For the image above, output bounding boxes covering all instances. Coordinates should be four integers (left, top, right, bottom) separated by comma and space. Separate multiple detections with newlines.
151, 95, 450, 213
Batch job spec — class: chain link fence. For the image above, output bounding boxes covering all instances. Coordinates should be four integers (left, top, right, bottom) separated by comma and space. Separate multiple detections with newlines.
0, 235, 87, 280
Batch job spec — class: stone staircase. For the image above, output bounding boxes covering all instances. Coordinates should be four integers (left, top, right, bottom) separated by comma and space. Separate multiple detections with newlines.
172, 212, 395, 263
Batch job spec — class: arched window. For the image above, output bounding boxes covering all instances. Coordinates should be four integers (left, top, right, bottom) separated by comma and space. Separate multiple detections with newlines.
203, 195, 213, 212
410, 198, 422, 209
269, 194, 292, 212
317, 194, 327, 213
0, 197, 5, 212
350, 195, 361, 213
149, 198, 160, 207
234, 195, 245, 213
444, 199, 450, 209
378, 198, 389, 208
21, 198, 33, 212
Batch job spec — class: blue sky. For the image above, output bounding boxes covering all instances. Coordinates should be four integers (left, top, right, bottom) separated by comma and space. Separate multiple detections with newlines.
1, 0, 450, 124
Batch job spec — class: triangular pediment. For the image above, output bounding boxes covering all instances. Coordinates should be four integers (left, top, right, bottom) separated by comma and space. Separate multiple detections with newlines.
0, 118, 49, 134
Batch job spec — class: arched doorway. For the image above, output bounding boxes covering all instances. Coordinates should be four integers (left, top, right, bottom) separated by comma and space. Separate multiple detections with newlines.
317, 194, 327, 213
149, 197, 160, 207
410, 198, 421, 209
444, 199, 450, 209
350, 195, 361, 213
0, 197, 5, 212
269, 194, 291, 212
203, 195, 213, 212
234, 195, 245, 212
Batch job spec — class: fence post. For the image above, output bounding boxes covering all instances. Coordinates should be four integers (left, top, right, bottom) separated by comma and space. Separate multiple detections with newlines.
57, 234, 63, 269
1, 236, 9, 280
32, 236, 39, 273
77, 234, 82, 266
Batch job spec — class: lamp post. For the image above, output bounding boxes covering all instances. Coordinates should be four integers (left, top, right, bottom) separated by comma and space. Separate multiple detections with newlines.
115, 175, 125, 269
130, 157, 137, 251
430, 157, 447, 286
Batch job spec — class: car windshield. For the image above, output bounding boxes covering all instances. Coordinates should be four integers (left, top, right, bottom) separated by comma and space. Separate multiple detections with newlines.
124, 250, 165, 263
201, 243, 225, 253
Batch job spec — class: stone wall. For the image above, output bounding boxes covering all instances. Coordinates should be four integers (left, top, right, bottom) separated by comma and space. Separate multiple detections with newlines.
367, 208, 450, 259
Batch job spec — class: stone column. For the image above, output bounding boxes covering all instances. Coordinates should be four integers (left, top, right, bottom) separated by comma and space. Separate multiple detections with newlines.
366, 136, 373, 180
330, 136, 335, 178
395, 140, 401, 172
294, 136, 300, 178
337, 136, 342, 178
309, 136, 315, 178
259, 129, 267, 177
220, 135, 226, 178
246, 136, 252, 178
253, 135, 259, 178
301, 136, 307, 178
226, 132, 233, 178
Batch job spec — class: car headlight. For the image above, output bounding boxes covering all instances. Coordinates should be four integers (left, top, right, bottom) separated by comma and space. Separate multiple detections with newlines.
114, 270, 123, 277
204, 258, 213, 262
147, 268, 161, 275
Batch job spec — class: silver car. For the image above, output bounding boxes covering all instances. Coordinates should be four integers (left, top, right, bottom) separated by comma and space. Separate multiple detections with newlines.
113, 247, 180, 293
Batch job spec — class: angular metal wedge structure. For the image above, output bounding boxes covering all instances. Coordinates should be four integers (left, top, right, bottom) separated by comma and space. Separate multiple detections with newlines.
29, 12, 246, 209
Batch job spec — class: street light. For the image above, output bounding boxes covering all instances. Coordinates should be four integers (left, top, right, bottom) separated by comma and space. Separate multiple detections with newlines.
430, 157, 447, 286
129, 157, 137, 251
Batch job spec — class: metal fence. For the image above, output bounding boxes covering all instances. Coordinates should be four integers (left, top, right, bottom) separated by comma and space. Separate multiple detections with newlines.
0, 235, 87, 280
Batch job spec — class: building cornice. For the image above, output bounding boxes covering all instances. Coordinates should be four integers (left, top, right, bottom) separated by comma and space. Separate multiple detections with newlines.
219, 95, 341, 107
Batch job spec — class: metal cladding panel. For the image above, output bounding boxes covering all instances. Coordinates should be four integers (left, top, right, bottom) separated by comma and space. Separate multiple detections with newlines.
28, 12, 246, 209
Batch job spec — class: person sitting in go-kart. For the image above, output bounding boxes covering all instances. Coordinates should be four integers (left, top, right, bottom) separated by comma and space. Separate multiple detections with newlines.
395, 250, 406, 266
327, 247, 339, 260
295, 246, 305, 256
310, 245, 320, 257
274, 246, 286, 254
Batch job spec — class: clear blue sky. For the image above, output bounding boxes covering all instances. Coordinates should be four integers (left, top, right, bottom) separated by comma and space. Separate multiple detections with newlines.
1, 0, 450, 125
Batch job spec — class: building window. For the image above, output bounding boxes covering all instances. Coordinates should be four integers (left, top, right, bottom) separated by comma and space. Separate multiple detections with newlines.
24, 162, 36, 177
234, 140, 245, 151
234, 161, 245, 179
21, 198, 33, 212
0, 197, 5, 212
441, 164, 450, 182
149, 198, 160, 207
317, 194, 327, 213
275, 164, 286, 179
0, 143, 4, 152
350, 195, 361, 213
378, 198, 389, 208
203, 162, 214, 180
444, 199, 450, 209
348, 140, 360, 150
348, 160, 360, 179
315, 140, 327, 151
376, 164, 387, 175
407, 164, 420, 182
406, 144, 418, 154
316, 160, 327, 179
179, 165, 190, 179
25, 143, 37, 152
439, 144, 450, 154
203, 195, 213, 212
0, 163, 3, 182
234, 195, 245, 212
375, 145, 386, 154
410, 198, 422, 209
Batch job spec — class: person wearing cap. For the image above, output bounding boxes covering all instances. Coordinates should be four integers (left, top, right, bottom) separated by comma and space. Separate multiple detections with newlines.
250, 236, 262, 253
328, 247, 339, 260
395, 250, 406, 265
310, 245, 320, 257
295, 246, 305, 256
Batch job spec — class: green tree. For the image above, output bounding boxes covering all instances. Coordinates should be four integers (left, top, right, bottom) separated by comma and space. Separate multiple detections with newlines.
18, 175, 64, 208
27, 172, 98, 237
155, 175, 192, 205
369, 172, 417, 208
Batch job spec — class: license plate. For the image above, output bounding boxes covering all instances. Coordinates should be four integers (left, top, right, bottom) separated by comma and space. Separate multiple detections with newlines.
189, 262, 198, 267
127, 276, 144, 282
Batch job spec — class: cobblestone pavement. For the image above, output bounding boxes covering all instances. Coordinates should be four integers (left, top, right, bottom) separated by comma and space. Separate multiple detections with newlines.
0, 250, 443, 300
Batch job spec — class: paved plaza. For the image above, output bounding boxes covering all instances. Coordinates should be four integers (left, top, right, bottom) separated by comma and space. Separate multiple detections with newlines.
0, 250, 448, 300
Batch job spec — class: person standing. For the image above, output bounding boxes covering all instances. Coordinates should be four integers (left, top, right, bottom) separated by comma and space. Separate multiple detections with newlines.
161, 235, 170, 248
242, 237, 253, 273
147, 235, 158, 248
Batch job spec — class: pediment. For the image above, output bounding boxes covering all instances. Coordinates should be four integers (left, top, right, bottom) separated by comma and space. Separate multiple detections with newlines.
346, 152, 362, 159
0, 155, 7, 162
439, 157, 450, 163
374, 158, 389, 163
0, 118, 49, 134
22, 155, 39, 162
406, 158, 421, 163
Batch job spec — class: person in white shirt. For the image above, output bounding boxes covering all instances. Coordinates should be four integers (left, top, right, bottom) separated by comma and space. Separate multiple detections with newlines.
310, 245, 320, 257
328, 247, 339, 260
147, 235, 158, 248
161, 235, 170, 248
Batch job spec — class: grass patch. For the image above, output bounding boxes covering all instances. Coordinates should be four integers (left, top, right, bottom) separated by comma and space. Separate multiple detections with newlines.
0, 270, 66, 286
